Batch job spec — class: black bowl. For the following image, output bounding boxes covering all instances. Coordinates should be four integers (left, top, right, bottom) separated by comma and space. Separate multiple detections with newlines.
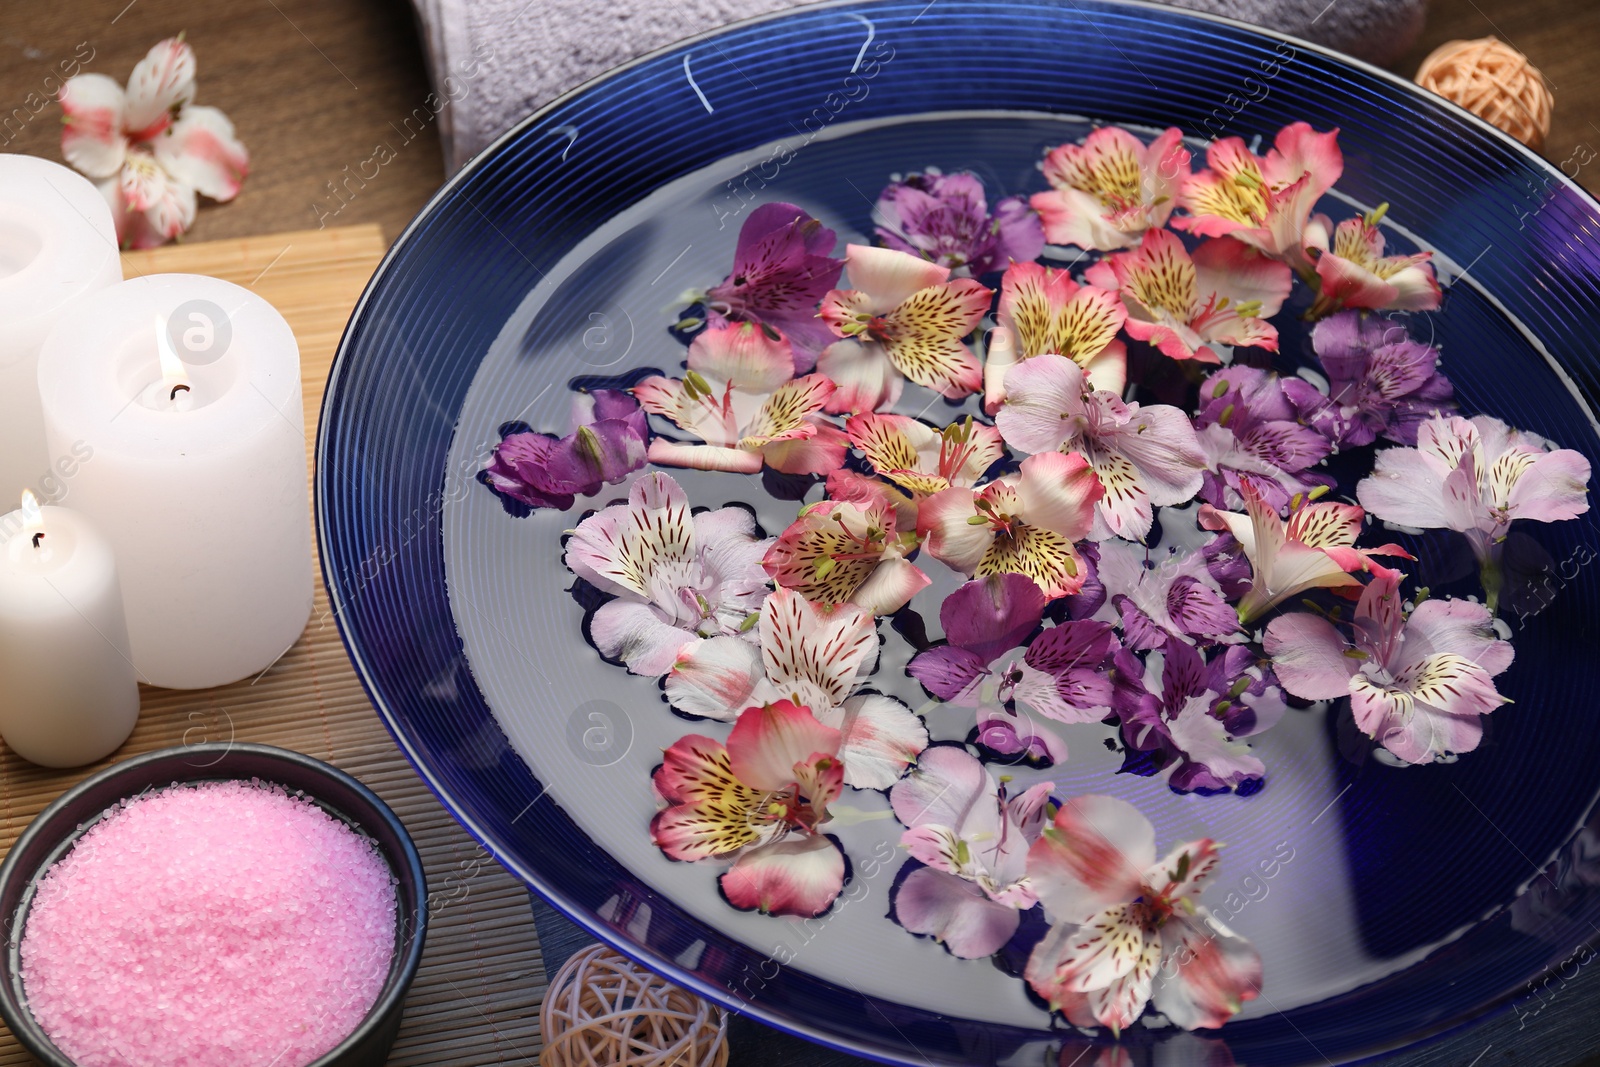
0, 742, 427, 1067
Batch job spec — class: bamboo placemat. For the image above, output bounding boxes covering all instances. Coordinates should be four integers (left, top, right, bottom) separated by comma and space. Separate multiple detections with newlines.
0, 224, 548, 1066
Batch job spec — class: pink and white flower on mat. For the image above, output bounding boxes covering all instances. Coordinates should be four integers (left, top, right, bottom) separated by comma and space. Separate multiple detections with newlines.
1303, 207, 1441, 317
1356, 414, 1590, 610
564, 472, 772, 676
1085, 230, 1292, 364
1175, 122, 1343, 268
60, 37, 249, 249
919, 451, 1104, 599
817, 244, 992, 412
1030, 126, 1190, 252
1025, 795, 1261, 1033
761, 493, 929, 616
651, 700, 846, 917
845, 413, 1005, 500
888, 746, 1054, 958
997, 353, 1207, 542
1198, 481, 1412, 625
1265, 569, 1513, 764
664, 588, 928, 788
633, 323, 848, 476
983, 261, 1127, 413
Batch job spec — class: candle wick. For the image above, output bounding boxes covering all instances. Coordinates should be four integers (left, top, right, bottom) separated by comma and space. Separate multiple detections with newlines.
170, 383, 191, 401
30, 532, 44, 549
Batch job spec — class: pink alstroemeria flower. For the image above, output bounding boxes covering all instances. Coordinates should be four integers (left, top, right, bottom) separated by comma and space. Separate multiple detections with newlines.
564, 472, 772, 676
1265, 569, 1513, 764
664, 588, 928, 789
1175, 122, 1343, 269
817, 245, 992, 413
1357, 414, 1591, 611
888, 746, 1054, 958
1025, 795, 1262, 1034
1085, 230, 1292, 364
846, 413, 1005, 500
634, 322, 848, 476
761, 493, 930, 617
1198, 481, 1412, 625
983, 261, 1128, 414
652, 700, 847, 917
1030, 126, 1190, 252
920, 451, 1104, 599
1303, 206, 1441, 317
997, 353, 1207, 542
60, 37, 249, 249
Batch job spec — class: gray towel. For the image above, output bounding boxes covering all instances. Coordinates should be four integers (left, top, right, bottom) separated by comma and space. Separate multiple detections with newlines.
412, 0, 1425, 172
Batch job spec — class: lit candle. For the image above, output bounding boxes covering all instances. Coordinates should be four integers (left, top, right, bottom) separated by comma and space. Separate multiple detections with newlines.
0, 491, 139, 767
36, 274, 313, 689
0, 154, 121, 502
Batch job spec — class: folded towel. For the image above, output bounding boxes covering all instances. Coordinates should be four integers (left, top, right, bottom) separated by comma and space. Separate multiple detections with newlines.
411, 0, 1424, 172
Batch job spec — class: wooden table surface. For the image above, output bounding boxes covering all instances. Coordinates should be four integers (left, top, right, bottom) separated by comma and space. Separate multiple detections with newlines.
3, 1, 1600, 1066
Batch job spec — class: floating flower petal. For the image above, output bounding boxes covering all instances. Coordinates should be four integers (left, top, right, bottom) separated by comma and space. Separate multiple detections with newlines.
876, 169, 1044, 275
818, 245, 991, 412
984, 261, 1128, 412
1031, 126, 1190, 252
565, 472, 772, 676
1265, 569, 1513, 764
1025, 795, 1259, 1032
1086, 230, 1292, 364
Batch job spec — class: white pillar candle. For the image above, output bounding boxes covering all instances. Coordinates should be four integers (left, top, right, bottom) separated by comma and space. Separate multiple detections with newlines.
0, 492, 139, 767
0, 155, 121, 502
37, 274, 313, 689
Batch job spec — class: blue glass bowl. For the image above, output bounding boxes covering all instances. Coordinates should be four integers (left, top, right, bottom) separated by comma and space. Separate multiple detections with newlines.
317, 2, 1600, 1063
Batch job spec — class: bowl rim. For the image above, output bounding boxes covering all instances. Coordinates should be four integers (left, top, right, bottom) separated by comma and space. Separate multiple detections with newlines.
0, 741, 428, 1067
315, 2, 1600, 1064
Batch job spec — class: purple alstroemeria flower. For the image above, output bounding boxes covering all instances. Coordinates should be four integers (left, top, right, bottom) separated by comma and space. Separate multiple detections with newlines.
1281, 310, 1455, 450
1201, 529, 1254, 603
480, 389, 648, 513
1000, 620, 1119, 724
1112, 639, 1286, 795
907, 573, 1048, 702
875, 170, 1045, 277
702, 202, 844, 369
1194, 364, 1335, 514
1356, 413, 1592, 613
1093, 540, 1239, 651
906, 574, 1083, 766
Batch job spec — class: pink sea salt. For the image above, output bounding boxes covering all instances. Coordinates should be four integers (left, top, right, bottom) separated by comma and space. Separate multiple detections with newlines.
20, 779, 398, 1067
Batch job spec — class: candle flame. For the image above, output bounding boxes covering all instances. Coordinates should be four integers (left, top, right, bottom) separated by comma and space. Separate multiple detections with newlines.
20, 490, 43, 541
155, 314, 189, 395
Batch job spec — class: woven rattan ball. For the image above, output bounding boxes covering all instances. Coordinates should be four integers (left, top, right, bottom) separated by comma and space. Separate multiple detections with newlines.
539, 944, 730, 1067
1416, 37, 1553, 149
